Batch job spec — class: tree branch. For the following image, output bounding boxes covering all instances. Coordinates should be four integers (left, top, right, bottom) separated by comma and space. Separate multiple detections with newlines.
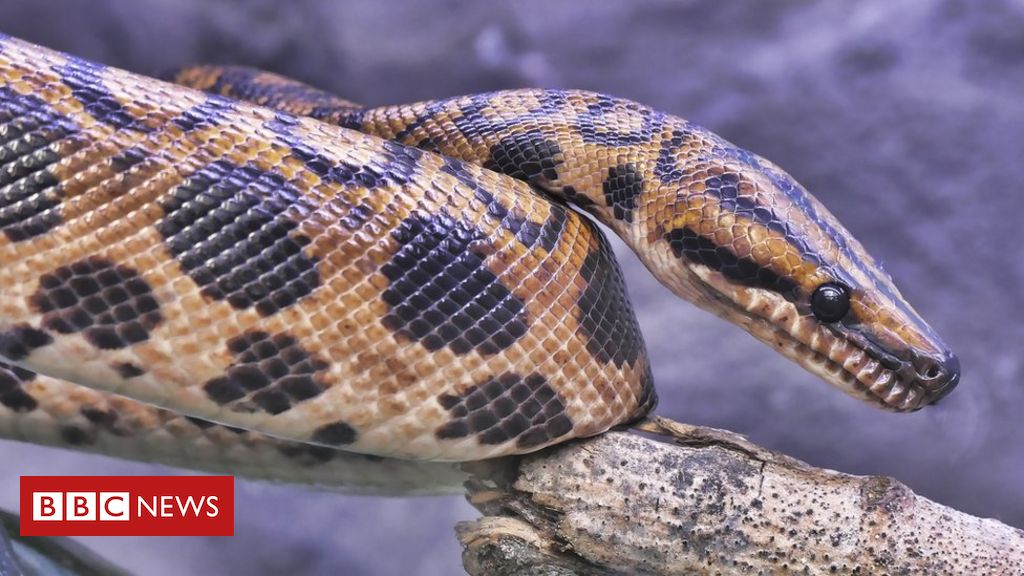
456, 417, 1024, 575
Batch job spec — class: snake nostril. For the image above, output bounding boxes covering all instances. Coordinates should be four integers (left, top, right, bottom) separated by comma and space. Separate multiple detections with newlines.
913, 352, 960, 405
912, 352, 960, 384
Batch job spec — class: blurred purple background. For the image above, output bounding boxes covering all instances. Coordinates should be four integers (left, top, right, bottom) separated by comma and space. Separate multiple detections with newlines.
0, 1, 1021, 574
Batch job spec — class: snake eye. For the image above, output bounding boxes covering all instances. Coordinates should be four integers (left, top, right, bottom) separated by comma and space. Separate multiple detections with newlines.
810, 283, 851, 323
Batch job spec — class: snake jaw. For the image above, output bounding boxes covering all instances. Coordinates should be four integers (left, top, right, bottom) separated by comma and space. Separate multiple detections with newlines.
682, 264, 955, 412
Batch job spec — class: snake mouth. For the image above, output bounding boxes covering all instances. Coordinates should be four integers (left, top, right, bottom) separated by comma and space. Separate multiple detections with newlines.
691, 274, 957, 412
756, 319, 954, 412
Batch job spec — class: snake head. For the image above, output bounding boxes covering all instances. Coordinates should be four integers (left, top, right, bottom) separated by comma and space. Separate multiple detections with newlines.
644, 129, 959, 411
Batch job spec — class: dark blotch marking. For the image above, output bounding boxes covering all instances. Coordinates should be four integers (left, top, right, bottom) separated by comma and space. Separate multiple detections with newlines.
202, 331, 330, 415
440, 158, 515, 226
436, 372, 573, 449
0, 325, 53, 360
376, 140, 422, 186
0, 360, 38, 412
276, 443, 338, 464
266, 115, 416, 188
665, 226, 800, 295
602, 163, 644, 223
393, 99, 450, 143
654, 128, 691, 184
55, 57, 148, 132
483, 130, 562, 184
64, 407, 127, 445
310, 421, 357, 446
381, 212, 529, 355
700, 170, 817, 260
109, 145, 149, 173
170, 95, 235, 132
30, 257, 162, 350
158, 160, 320, 316
0, 87, 79, 242
561, 185, 596, 210
60, 425, 92, 446
576, 240, 646, 368
441, 158, 565, 253
113, 362, 145, 379
628, 369, 659, 423
80, 407, 116, 426
574, 95, 666, 147
340, 203, 374, 231
502, 204, 566, 253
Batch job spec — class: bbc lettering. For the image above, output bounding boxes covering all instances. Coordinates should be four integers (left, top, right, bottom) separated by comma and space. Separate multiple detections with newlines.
31, 491, 220, 522
33, 491, 130, 521
20, 476, 233, 536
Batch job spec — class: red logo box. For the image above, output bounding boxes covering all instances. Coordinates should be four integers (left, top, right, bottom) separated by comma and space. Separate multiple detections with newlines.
20, 476, 234, 536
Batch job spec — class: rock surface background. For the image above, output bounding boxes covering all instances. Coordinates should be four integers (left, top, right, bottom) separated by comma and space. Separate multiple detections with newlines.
0, 1, 1021, 574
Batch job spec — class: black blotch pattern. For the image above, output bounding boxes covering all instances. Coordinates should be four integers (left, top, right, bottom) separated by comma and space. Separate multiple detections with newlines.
56, 57, 148, 132
0, 325, 53, 360
276, 443, 338, 464
393, 99, 450, 142
440, 158, 516, 227
439, 157, 480, 190
113, 362, 145, 379
602, 164, 644, 222
502, 205, 566, 253
340, 203, 373, 231
575, 101, 666, 147
440, 157, 563, 252
202, 331, 329, 415
414, 136, 439, 153
63, 407, 127, 445
170, 95, 234, 132
664, 226, 800, 295
311, 421, 357, 446
435, 372, 574, 449
376, 140, 422, 186
265, 115, 417, 188
109, 145, 149, 173
0, 87, 78, 242
576, 241, 646, 368
30, 257, 163, 350
483, 130, 562, 184
381, 212, 529, 355
654, 128, 690, 184
562, 185, 597, 209
0, 361, 38, 412
80, 407, 117, 427
192, 66, 359, 122
158, 160, 320, 316
60, 426, 91, 446
628, 369, 659, 423
702, 168, 820, 265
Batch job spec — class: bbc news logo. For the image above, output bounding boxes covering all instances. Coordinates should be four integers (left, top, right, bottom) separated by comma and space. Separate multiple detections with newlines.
20, 476, 233, 536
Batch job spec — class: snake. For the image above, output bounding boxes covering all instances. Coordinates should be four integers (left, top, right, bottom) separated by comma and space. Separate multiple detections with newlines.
0, 34, 959, 490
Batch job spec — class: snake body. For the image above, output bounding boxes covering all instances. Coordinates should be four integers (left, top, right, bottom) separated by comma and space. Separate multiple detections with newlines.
0, 35, 958, 476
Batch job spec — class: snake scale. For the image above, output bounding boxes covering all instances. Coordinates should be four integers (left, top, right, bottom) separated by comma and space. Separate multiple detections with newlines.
0, 35, 958, 488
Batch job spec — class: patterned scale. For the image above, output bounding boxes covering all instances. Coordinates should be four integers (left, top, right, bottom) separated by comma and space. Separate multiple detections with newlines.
0, 35, 654, 462
0, 35, 959, 483
177, 67, 958, 413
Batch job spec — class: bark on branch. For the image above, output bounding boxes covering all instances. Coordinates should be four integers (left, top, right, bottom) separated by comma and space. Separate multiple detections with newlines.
456, 417, 1024, 575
